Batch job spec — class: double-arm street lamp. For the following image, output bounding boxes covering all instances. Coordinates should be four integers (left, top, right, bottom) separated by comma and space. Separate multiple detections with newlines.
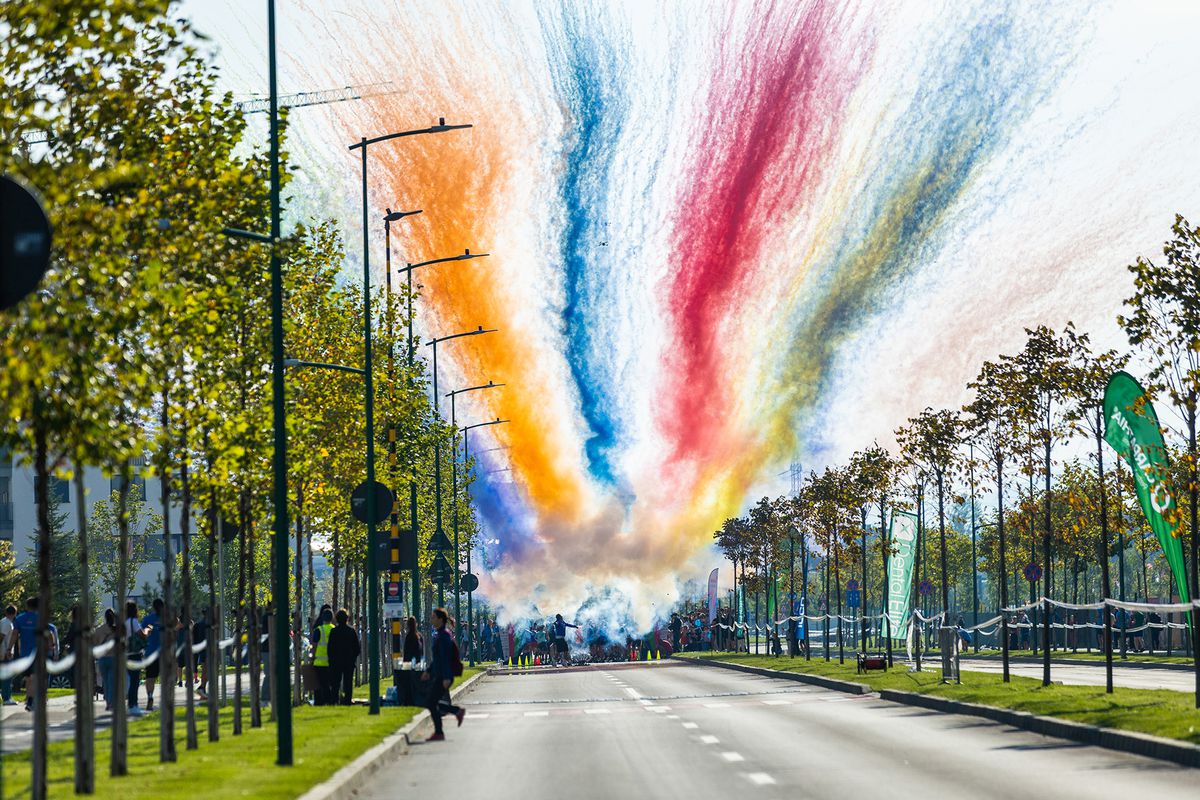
445, 380, 505, 642
396, 251, 489, 621
425, 327, 497, 606
461, 417, 510, 666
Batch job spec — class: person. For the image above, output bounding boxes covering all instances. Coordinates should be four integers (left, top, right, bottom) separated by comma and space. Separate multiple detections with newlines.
551, 614, 579, 666
310, 606, 334, 705
1, 604, 16, 705
96, 608, 117, 711
403, 615, 423, 664
668, 613, 682, 653
327, 609, 361, 705
193, 607, 209, 700
126, 600, 149, 716
1149, 610, 1163, 651
259, 603, 272, 707
141, 598, 163, 712
13, 597, 39, 711
481, 617, 493, 664
422, 608, 464, 741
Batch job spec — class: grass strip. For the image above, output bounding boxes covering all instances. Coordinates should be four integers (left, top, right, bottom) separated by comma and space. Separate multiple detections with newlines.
679, 652, 1200, 745
2, 699, 420, 799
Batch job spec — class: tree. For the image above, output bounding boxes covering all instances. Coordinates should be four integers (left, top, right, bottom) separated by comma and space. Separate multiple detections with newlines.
1118, 215, 1200, 616
88, 485, 160, 608
896, 408, 961, 618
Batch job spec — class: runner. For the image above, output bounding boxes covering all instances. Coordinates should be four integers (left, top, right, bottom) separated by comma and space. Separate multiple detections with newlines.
551, 614, 579, 666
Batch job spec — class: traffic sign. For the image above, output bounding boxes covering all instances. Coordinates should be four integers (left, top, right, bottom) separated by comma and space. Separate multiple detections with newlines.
918, 579, 934, 597
1023, 562, 1042, 582
351, 480, 394, 525
847, 589, 861, 608
460, 572, 479, 592
0, 176, 52, 311
846, 579, 860, 592
384, 581, 402, 604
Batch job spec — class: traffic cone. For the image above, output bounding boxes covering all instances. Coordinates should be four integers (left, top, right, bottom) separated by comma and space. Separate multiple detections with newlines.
655, 649, 661, 661
535, 654, 541, 666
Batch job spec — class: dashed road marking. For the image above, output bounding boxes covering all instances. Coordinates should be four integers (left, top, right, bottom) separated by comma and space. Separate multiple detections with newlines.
704, 702, 730, 709
524, 711, 549, 717
762, 699, 791, 706
585, 708, 611, 715
681, 722, 699, 729
698, 734, 720, 745
744, 773, 776, 786
721, 752, 745, 762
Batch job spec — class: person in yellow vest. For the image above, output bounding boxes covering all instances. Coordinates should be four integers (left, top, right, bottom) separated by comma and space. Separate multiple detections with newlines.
311, 606, 334, 705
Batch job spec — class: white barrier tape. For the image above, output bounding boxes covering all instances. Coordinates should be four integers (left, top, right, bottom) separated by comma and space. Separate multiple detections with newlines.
46, 652, 76, 675
91, 640, 115, 659
126, 649, 160, 671
0, 653, 36, 681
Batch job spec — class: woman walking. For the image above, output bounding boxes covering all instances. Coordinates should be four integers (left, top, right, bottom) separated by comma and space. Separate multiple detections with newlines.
421, 608, 464, 742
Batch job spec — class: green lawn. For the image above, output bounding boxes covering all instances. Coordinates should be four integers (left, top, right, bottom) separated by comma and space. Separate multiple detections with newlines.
1, 700, 422, 799
968, 649, 1195, 666
679, 652, 1200, 745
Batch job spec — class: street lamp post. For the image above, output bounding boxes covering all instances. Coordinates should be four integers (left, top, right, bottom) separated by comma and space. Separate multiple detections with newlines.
396, 250, 489, 618
462, 417, 510, 666
348, 119, 471, 715
446, 380, 505, 659
426, 327, 497, 607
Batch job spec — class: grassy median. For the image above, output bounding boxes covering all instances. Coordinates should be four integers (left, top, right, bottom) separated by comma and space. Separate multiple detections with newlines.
678, 652, 1200, 745
0, 669, 480, 800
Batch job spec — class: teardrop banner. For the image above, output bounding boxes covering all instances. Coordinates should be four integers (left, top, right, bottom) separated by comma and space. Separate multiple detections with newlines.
1103, 371, 1190, 605
0, 175, 52, 311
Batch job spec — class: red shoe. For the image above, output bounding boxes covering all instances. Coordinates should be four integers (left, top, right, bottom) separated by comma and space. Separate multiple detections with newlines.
426, 732, 445, 742
455, 709, 466, 727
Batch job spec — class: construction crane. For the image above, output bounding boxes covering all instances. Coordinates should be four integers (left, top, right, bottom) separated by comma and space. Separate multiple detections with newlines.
16, 82, 397, 148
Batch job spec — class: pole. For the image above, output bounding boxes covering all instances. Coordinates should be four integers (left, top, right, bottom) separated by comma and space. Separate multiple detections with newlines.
266, 0, 293, 762
407, 272, 420, 625
801, 532, 809, 660
360, 138, 381, 714
464, 426, 474, 666
218, 518, 226, 702
969, 443, 978, 652
860, 508, 868, 655
789, 534, 795, 658
451, 392, 461, 643
432, 340, 444, 607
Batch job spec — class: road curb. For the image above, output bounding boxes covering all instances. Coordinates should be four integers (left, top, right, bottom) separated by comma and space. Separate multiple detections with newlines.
683, 656, 870, 695
684, 657, 1200, 769
297, 670, 488, 800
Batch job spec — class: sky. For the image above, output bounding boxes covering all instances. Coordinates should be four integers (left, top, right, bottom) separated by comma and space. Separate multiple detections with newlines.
181, 0, 1200, 631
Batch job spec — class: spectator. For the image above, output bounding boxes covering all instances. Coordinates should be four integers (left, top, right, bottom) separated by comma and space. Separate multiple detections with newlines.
141, 598, 164, 712
668, 613, 682, 652
193, 608, 209, 700
311, 606, 334, 705
14, 597, 39, 711
422, 607, 464, 741
1, 604, 16, 705
1149, 610, 1163, 651
125, 600, 148, 716
96, 608, 117, 711
403, 615, 423, 664
327, 608, 361, 705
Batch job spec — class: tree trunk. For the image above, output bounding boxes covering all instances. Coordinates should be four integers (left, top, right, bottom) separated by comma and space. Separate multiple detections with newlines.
73, 465, 95, 793
159, 391, 177, 762
111, 469, 130, 775
1096, 418, 1114, 693
206, 482, 219, 742
180, 438, 198, 750
294, 488, 304, 707
937, 470, 949, 621
30, 417, 52, 800
248, 514, 262, 728
233, 493, 246, 735
1042, 417, 1052, 686
996, 454, 1010, 682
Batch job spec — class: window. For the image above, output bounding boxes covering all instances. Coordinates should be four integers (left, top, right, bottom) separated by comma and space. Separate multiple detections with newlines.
33, 476, 69, 504
109, 457, 147, 499
0, 474, 10, 539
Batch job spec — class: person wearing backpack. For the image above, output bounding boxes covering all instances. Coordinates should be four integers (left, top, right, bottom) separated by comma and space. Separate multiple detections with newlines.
422, 607, 464, 741
327, 609, 361, 705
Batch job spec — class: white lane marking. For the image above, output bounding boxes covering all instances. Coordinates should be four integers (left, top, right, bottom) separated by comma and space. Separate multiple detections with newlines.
762, 699, 791, 706
822, 697, 851, 702
473, 713, 491, 718
666, 714, 679, 719
585, 709, 611, 715
704, 702, 730, 708
681, 722, 699, 729
524, 711, 549, 717
744, 773, 776, 786
624, 687, 642, 699
697, 735, 720, 745
646, 706, 669, 713
721, 752, 745, 763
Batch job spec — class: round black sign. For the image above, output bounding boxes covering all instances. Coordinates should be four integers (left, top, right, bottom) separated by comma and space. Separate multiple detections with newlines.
460, 573, 479, 592
0, 176, 52, 311
351, 480, 394, 525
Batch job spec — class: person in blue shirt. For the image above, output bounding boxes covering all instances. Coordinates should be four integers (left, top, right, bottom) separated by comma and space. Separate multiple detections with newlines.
552, 614, 579, 667
13, 597, 39, 711
141, 598, 164, 712
421, 608, 464, 741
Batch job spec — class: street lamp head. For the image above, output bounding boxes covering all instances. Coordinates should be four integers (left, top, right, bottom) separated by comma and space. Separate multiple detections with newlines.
282, 358, 300, 368
384, 208, 422, 222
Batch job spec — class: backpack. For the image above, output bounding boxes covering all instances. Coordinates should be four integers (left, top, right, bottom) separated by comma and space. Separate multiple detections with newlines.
449, 636, 464, 677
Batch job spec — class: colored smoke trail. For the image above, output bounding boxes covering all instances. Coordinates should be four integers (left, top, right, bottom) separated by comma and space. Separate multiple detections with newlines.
189, 0, 1200, 634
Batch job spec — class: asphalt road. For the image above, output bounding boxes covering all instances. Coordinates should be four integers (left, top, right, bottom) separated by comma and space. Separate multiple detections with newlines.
358, 660, 1198, 799
959, 657, 1196, 692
